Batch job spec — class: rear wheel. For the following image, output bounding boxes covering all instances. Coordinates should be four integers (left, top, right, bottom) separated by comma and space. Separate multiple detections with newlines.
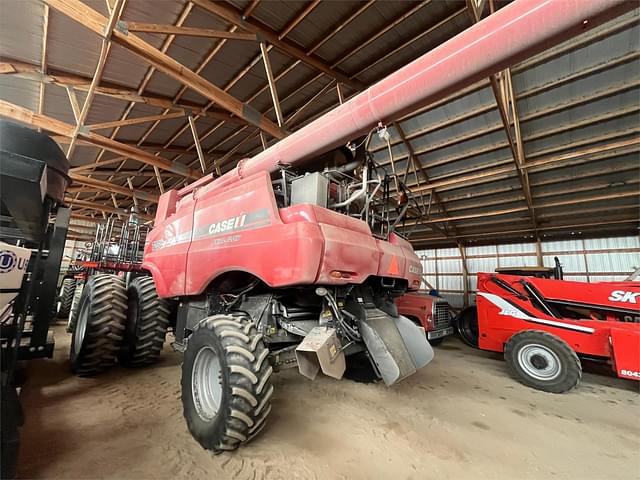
119, 276, 170, 367
70, 275, 127, 376
182, 314, 274, 453
66, 282, 85, 333
456, 306, 479, 347
56, 278, 76, 319
504, 330, 581, 393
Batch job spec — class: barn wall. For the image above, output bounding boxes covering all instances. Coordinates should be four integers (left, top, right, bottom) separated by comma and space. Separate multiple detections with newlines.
415, 235, 640, 309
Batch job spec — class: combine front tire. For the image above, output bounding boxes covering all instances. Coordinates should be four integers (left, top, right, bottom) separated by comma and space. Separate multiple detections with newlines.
119, 276, 170, 367
182, 315, 274, 453
56, 278, 76, 319
70, 275, 127, 376
504, 330, 581, 393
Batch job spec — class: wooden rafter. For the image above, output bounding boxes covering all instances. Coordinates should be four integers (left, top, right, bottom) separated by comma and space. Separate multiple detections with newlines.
43, 0, 286, 140
0, 100, 201, 179
260, 42, 283, 127
65, 197, 153, 220
66, 0, 126, 158
190, 0, 363, 90
69, 172, 159, 202
467, 2, 537, 234
0, 58, 249, 126
87, 111, 185, 131
37, 4, 49, 121
126, 23, 257, 41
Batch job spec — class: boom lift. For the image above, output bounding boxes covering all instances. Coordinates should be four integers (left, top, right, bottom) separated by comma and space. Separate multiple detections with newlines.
457, 271, 640, 393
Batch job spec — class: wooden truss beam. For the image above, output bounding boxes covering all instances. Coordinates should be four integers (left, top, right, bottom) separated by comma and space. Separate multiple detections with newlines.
67, 0, 126, 158
43, 0, 286, 139
0, 100, 201, 179
190, 0, 363, 90
69, 173, 159, 202
126, 23, 257, 41
0, 58, 249, 126
65, 198, 153, 221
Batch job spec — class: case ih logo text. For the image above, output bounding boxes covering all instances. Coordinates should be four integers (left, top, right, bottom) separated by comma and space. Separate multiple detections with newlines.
608, 290, 640, 304
208, 214, 246, 235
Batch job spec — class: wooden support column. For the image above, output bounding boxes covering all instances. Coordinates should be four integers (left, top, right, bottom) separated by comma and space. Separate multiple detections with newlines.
37, 4, 49, 126
154, 166, 165, 194
536, 238, 544, 266
126, 23, 257, 40
336, 83, 344, 104
126, 177, 138, 207
260, 42, 284, 127
458, 243, 470, 308
188, 115, 207, 173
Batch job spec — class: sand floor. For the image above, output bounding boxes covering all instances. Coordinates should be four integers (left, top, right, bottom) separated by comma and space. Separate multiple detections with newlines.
16, 324, 639, 480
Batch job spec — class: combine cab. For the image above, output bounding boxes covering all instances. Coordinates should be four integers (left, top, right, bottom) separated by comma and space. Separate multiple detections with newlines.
457, 273, 640, 392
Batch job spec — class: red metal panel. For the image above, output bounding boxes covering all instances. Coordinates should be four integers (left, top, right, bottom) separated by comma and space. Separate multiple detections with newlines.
143, 194, 195, 297
611, 329, 640, 380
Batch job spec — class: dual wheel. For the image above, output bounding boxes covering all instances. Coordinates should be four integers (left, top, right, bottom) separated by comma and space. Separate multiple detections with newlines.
70, 274, 170, 375
69, 276, 274, 451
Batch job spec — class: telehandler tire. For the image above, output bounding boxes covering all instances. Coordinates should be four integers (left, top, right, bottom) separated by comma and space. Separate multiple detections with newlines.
66, 282, 85, 333
455, 306, 479, 347
70, 275, 127, 376
119, 276, 170, 367
504, 330, 581, 393
56, 278, 76, 319
182, 314, 274, 453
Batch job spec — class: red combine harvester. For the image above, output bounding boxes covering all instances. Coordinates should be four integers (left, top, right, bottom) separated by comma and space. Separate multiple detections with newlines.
457, 273, 640, 393
63, 0, 634, 451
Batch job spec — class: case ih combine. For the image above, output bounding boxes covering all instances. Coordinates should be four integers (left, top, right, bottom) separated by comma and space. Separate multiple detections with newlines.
457, 270, 640, 393
60, 0, 633, 452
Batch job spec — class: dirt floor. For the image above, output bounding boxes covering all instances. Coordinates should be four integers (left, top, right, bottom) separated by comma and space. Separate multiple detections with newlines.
16, 323, 639, 480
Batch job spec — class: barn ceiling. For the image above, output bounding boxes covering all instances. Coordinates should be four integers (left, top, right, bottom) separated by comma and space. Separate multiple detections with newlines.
0, 0, 638, 247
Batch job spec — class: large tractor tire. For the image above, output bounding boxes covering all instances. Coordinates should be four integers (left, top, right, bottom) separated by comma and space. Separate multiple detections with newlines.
182, 315, 274, 453
70, 275, 127, 376
455, 306, 479, 347
119, 276, 170, 367
66, 282, 85, 333
56, 278, 76, 319
504, 330, 581, 393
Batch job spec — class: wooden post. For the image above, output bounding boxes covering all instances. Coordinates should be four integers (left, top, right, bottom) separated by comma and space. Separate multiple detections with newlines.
536, 238, 543, 266
458, 243, 470, 308
188, 115, 207, 173
260, 42, 284, 127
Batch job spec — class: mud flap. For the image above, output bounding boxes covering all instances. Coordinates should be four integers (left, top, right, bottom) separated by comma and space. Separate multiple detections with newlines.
358, 311, 434, 386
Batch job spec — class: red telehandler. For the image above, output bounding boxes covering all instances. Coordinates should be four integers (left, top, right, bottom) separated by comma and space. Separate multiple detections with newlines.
64, 0, 634, 452
456, 268, 640, 393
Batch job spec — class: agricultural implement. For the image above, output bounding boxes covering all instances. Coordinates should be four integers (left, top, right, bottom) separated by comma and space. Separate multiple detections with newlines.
61, 0, 635, 451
